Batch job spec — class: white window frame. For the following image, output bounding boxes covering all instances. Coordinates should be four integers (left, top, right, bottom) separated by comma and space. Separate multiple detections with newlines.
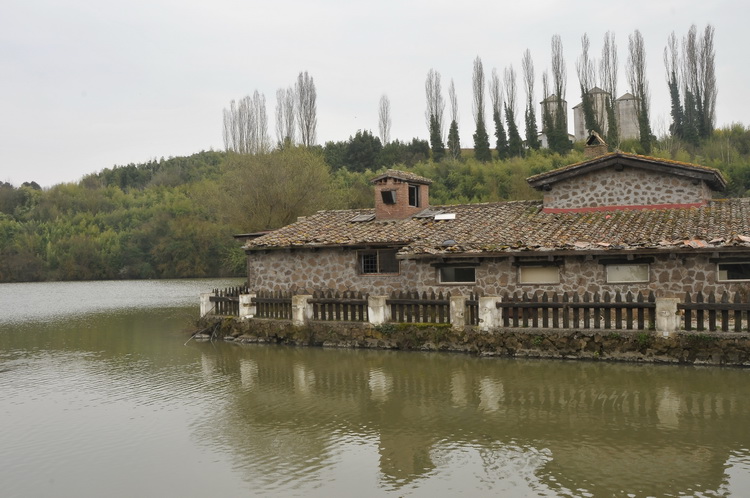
438, 266, 476, 284
518, 265, 560, 284
717, 261, 750, 282
408, 184, 420, 207
605, 264, 650, 283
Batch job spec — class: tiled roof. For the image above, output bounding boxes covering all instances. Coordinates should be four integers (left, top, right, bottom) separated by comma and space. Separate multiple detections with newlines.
244, 198, 750, 256
526, 152, 727, 191
371, 169, 433, 185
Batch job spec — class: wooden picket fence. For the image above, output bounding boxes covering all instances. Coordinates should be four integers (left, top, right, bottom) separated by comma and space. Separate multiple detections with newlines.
680, 291, 750, 332
387, 290, 451, 324
310, 290, 369, 322
212, 287, 749, 332
251, 290, 293, 319
466, 291, 480, 326
209, 284, 248, 316
497, 291, 657, 330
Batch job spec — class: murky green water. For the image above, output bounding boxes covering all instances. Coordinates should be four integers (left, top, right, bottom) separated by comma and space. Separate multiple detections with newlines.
2, 280, 750, 497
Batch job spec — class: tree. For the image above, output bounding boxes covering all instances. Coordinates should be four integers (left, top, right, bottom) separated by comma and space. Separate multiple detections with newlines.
627, 30, 653, 153
295, 71, 317, 147
490, 69, 509, 159
600, 31, 620, 147
577, 33, 603, 136
425, 69, 446, 161
378, 94, 391, 145
504, 66, 524, 157
222, 147, 331, 231
472, 57, 492, 162
543, 35, 572, 154
664, 32, 684, 140
344, 130, 382, 172
275, 87, 296, 147
222, 91, 271, 154
447, 79, 461, 160
522, 49, 541, 150
682, 24, 717, 140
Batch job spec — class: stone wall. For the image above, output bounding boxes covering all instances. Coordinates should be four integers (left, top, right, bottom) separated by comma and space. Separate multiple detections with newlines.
543, 167, 710, 210
247, 248, 749, 297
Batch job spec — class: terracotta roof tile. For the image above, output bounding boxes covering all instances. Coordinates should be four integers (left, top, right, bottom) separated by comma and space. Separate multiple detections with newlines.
245, 198, 750, 256
526, 152, 726, 190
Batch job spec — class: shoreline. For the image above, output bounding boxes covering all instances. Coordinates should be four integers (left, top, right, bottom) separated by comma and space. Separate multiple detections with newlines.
196, 316, 750, 367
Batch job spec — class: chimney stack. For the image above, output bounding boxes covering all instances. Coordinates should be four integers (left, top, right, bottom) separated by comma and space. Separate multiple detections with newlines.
584, 130, 608, 159
370, 170, 432, 220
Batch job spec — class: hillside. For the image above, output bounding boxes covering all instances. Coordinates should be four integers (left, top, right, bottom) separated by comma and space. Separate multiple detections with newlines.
1, 126, 749, 282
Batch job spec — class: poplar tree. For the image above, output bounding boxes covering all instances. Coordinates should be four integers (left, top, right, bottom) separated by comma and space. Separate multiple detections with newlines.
490, 69, 509, 159
600, 31, 619, 147
522, 49, 541, 150
447, 79, 461, 160
504, 66, 524, 157
577, 34, 603, 136
627, 30, 653, 153
472, 57, 492, 162
425, 69, 446, 161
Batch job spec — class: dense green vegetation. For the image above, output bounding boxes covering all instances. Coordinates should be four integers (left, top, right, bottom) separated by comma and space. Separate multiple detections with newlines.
2, 126, 750, 282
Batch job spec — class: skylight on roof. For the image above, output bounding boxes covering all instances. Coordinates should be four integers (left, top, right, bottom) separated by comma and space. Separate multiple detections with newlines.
434, 213, 456, 220
413, 208, 444, 218
350, 214, 375, 223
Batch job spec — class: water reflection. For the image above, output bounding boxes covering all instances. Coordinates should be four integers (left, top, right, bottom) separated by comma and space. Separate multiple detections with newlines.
2, 276, 749, 497
194, 343, 750, 496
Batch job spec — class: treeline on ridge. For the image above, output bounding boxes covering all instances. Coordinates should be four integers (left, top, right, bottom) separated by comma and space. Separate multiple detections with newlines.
2, 124, 750, 283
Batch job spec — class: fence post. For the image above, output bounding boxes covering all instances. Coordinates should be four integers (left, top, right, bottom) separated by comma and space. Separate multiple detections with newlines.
450, 295, 467, 330
479, 296, 502, 332
200, 293, 213, 317
239, 293, 256, 318
291, 295, 313, 326
656, 297, 680, 337
368, 296, 390, 325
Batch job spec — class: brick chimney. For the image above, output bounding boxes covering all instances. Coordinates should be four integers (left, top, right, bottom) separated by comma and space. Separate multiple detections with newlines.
584, 130, 608, 159
371, 169, 432, 219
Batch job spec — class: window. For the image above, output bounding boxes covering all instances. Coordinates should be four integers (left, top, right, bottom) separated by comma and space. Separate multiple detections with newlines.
359, 250, 399, 274
519, 266, 560, 284
439, 267, 476, 283
718, 262, 750, 281
381, 190, 397, 204
606, 264, 649, 283
408, 184, 420, 207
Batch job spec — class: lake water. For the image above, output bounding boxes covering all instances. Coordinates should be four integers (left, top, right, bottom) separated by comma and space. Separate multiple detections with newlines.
2, 279, 750, 497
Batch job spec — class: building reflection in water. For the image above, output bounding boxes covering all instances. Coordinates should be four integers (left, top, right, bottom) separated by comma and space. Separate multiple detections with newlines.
191, 343, 750, 495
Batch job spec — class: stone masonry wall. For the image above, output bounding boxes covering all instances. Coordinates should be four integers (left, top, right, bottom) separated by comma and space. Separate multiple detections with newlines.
247, 248, 749, 297
543, 168, 710, 210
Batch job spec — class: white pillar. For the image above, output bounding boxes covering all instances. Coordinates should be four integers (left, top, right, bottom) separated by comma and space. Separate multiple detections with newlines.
200, 293, 213, 317
239, 293, 256, 318
368, 296, 390, 325
479, 296, 502, 332
450, 295, 467, 330
292, 295, 313, 326
656, 297, 680, 337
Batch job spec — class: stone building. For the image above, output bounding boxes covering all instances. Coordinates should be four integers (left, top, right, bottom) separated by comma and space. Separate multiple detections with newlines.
243, 155, 750, 298
572, 88, 640, 142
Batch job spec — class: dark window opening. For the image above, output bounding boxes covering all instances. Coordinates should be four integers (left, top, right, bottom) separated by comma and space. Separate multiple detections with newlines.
359, 250, 399, 274
408, 184, 420, 207
439, 267, 476, 283
718, 262, 750, 281
381, 190, 397, 204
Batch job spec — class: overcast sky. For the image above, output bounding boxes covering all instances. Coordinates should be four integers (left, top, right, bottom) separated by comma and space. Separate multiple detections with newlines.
1, 0, 747, 187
